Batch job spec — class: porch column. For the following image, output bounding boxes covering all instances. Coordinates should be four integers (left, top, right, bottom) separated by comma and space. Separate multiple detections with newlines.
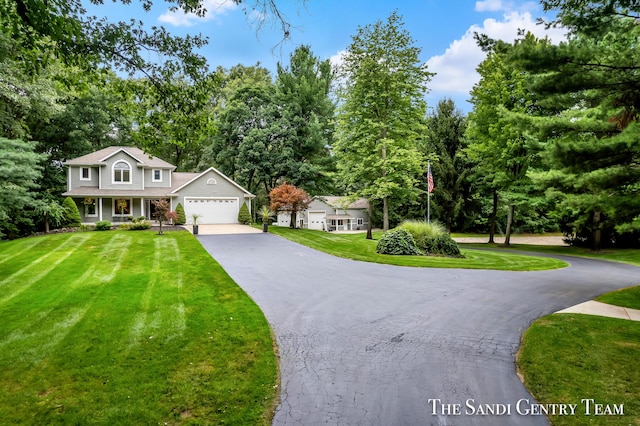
99, 197, 103, 221
140, 198, 145, 218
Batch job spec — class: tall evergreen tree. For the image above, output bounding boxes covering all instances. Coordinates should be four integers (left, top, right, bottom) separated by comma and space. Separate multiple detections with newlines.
334, 11, 432, 236
423, 98, 471, 231
513, 8, 640, 249
275, 45, 335, 193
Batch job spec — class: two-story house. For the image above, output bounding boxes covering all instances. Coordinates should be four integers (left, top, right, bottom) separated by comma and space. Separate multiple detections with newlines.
62, 146, 255, 224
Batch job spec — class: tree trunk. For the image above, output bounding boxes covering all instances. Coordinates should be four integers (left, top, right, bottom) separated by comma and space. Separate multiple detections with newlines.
593, 210, 602, 251
488, 189, 498, 244
44, 213, 50, 233
383, 196, 389, 231
290, 211, 297, 229
504, 203, 515, 246
366, 201, 373, 240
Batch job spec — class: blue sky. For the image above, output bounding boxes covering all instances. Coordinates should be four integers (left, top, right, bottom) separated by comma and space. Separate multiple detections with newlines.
90, 0, 566, 113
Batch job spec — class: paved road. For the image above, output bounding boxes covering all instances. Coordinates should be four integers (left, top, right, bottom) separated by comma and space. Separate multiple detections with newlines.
197, 234, 640, 426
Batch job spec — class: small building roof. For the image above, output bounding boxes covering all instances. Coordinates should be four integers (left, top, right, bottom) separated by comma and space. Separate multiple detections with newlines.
320, 196, 369, 210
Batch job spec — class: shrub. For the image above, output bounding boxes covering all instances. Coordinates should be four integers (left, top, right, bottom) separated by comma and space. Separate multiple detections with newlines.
95, 221, 112, 231
376, 229, 422, 256
175, 203, 186, 225
398, 220, 463, 257
119, 217, 151, 230
423, 233, 463, 257
238, 202, 251, 224
62, 197, 82, 227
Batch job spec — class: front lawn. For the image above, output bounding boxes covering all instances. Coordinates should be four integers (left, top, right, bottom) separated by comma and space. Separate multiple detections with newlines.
518, 312, 640, 425
0, 231, 277, 425
267, 226, 567, 271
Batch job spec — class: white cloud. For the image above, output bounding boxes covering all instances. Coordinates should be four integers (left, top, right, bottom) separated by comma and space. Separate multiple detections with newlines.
158, 0, 237, 27
426, 11, 567, 98
475, 0, 504, 12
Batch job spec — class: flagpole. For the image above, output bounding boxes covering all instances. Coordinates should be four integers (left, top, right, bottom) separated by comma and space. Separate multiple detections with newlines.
427, 161, 431, 224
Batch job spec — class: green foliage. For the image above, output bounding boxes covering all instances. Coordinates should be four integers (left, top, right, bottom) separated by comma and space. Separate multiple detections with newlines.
398, 220, 462, 257
238, 202, 251, 224
119, 217, 151, 230
175, 203, 186, 225
259, 205, 275, 224
61, 197, 81, 227
376, 229, 422, 256
423, 99, 474, 231
334, 11, 432, 231
95, 220, 112, 231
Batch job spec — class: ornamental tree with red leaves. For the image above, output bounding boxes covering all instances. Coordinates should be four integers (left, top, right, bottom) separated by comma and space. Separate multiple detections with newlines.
269, 183, 312, 229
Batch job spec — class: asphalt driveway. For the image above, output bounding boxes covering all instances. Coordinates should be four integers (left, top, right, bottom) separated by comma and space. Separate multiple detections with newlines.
197, 233, 640, 425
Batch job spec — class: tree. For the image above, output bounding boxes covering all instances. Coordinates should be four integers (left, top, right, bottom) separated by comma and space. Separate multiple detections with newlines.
238, 202, 252, 224
275, 45, 335, 193
152, 199, 176, 235
334, 11, 432, 236
512, 8, 640, 249
33, 198, 65, 233
61, 196, 81, 227
269, 183, 311, 229
175, 203, 186, 225
466, 40, 537, 245
423, 99, 472, 231
0, 138, 46, 238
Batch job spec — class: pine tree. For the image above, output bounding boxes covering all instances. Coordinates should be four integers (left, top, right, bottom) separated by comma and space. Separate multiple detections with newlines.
175, 203, 186, 225
62, 197, 81, 227
237, 202, 251, 224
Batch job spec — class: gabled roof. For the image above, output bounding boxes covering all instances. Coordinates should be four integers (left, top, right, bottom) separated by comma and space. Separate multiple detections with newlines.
171, 167, 255, 198
318, 196, 369, 210
64, 146, 176, 169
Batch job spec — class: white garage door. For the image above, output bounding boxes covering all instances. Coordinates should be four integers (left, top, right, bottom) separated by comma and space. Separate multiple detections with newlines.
308, 211, 325, 230
184, 198, 239, 224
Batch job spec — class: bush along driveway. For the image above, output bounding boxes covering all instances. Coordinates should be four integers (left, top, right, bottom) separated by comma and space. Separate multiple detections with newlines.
198, 232, 640, 426
0, 231, 277, 425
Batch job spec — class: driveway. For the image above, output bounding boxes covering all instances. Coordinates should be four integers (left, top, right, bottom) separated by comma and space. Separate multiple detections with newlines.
197, 233, 640, 425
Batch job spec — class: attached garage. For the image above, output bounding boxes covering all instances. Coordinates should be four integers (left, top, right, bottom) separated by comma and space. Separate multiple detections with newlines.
184, 197, 239, 224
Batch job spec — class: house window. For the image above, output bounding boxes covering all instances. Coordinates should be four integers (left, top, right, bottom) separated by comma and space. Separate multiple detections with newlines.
113, 161, 131, 183
85, 203, 97, 217
114, 198, 132, 216
80, 167, 91, 181
152, 169, 162, 182
357, 218, 364, 226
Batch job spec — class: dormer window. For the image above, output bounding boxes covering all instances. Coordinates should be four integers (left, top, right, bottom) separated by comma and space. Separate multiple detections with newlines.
152, 169, 162, 182
113, 161, 131, 183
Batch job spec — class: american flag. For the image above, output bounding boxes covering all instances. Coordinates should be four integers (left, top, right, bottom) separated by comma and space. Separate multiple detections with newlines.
427, 163, 434, 193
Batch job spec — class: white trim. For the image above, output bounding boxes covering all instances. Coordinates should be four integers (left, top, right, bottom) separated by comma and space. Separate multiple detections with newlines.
112, 160, 132, 184
152, 169, 162, 182
172, 167, 255, 198
79, 167, 91, 181
99, 147, 145, 164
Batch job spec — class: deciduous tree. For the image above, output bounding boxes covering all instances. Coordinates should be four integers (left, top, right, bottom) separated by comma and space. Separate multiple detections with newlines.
334, 11, 432, 236
269, 183, 311, 229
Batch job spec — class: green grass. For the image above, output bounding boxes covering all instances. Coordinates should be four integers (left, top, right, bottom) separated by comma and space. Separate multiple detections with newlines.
462, 242, 640, 267
518, 314, 640, 425
267, 226, 567, 271
0, 231, 277, 425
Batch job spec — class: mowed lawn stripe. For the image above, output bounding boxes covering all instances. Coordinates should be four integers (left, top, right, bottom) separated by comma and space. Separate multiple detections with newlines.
0, 234, 91, 305
0, 231, 277, 425
0, 236, 48, 267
